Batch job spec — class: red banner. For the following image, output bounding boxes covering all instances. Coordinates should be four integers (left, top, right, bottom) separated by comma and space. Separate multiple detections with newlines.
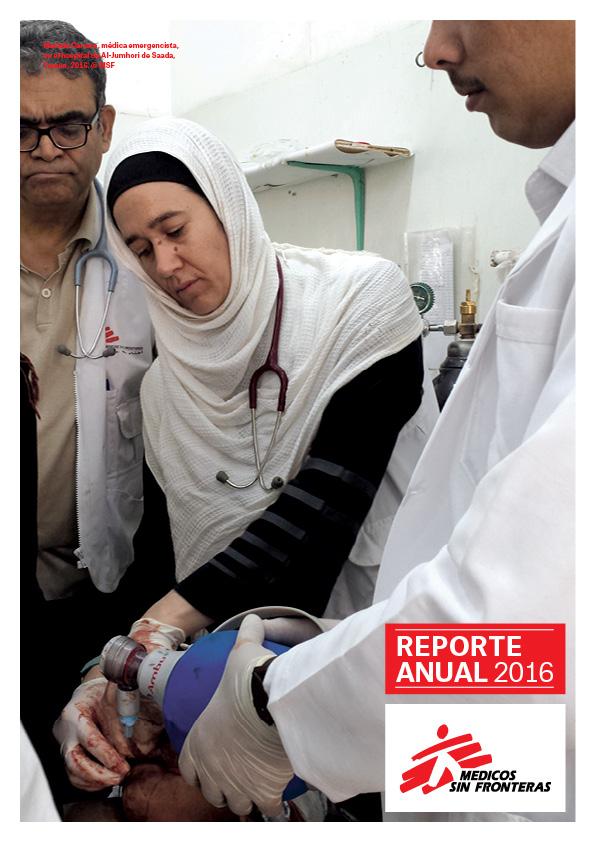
385, 624, 565, 694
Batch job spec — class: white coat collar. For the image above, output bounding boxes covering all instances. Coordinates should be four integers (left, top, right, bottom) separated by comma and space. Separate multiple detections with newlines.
525, 121, 575, 224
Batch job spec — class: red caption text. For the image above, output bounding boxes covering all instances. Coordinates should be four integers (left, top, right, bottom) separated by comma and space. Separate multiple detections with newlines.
41, 41, 179, 70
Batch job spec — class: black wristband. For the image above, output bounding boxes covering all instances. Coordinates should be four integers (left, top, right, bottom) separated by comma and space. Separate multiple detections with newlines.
251, 659, 276, 726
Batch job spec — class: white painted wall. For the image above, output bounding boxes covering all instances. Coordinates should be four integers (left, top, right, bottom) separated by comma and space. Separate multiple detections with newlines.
170, 21, 402, 117
175, 20, 544, 327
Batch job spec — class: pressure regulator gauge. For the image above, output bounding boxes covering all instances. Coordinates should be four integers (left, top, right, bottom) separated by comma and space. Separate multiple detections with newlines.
410, 282, 435, 315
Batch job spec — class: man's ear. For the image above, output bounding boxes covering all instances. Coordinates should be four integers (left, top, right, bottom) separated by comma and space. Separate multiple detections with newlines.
98, 105, 116, 152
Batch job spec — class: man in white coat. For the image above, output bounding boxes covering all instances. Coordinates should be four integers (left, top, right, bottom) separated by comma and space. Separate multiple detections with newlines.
20, 19, 162, 809
178, 21, 575, 822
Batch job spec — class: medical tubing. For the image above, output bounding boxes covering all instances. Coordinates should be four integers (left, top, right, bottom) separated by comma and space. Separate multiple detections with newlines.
101, 636, 149, 736
71, 180, 119, 358
80, 655, 102, 676
75, 285, 113, 357
218, 472, 259, 490
116, 688, 140, 737
94, 179, 119, 294
219, 256, 287, 490
219, 416, 261, 488
219, 408, 284, 491
254, 410, 284, 491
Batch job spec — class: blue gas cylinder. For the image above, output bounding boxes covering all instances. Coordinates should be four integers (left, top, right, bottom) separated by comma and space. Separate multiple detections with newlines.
162, 629, 306, 800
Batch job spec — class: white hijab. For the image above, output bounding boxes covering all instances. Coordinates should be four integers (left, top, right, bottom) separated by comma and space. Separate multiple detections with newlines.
105, 118, 422, 581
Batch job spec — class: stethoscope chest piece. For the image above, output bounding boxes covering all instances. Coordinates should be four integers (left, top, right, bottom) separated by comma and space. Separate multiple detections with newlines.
216, 470, 284, 490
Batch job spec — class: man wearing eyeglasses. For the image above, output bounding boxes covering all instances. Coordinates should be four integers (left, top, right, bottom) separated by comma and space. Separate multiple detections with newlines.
20, 20, 171, 809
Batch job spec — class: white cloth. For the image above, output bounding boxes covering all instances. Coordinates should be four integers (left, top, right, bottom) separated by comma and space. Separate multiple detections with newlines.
74, 186, 153, 592
104, 118, 423, 583
20, 725, 60, 822
264, 122, 575, 822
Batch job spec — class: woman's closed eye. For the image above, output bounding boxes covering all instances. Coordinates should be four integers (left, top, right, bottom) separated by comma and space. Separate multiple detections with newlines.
131, 227, 185, 260
132, 243, 151, 260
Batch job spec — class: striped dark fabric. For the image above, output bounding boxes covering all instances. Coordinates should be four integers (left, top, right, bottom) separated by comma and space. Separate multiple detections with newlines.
175, 338, 424, 621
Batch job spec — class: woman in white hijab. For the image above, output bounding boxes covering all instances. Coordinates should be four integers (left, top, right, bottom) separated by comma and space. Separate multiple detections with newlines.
55, 118, 437, 794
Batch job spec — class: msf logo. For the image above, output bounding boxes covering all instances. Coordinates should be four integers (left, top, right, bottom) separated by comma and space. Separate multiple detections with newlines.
401, 724, 492, 795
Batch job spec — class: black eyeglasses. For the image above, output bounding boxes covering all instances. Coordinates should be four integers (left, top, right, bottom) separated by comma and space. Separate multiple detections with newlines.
20, 108, 101, 152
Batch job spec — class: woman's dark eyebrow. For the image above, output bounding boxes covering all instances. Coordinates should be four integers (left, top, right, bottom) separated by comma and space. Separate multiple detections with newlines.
124, 211, 183, 246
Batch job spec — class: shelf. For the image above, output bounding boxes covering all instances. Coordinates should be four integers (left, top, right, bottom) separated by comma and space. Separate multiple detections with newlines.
241, 139, 412, 250
242, 139, 412, 193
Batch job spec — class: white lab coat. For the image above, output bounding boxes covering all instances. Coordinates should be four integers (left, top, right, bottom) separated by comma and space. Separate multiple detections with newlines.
265, 123, 575, 822
20, 726, 60, 822
325, 368, 439, 618
73, 188, 154, 592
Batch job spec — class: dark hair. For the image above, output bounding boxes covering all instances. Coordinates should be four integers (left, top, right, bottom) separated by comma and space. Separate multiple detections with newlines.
20, 20, 107, 109
107, 152, 211, 222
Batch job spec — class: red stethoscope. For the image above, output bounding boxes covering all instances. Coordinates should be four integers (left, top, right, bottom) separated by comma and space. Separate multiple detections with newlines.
216, 256, 289, 492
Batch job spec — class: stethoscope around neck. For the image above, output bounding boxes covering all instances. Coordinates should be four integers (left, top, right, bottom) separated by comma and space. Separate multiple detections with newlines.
216, 256, 289, 493
56, 179, 119, 360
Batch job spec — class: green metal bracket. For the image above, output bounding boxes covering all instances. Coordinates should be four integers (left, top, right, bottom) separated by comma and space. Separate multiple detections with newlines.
286, 160, 366, 250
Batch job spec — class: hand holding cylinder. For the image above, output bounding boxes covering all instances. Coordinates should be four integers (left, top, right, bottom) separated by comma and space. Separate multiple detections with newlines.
54, 619, 185, 792
129, 616, 186, 652
52, 677, 131, 791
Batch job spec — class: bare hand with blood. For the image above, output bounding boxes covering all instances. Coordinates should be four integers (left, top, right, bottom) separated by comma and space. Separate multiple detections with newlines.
106, 616, 187, 756
53, 678, 167, 791
53, 618, 185, 791
53, 678, 131, 791
128, 616, 186, 652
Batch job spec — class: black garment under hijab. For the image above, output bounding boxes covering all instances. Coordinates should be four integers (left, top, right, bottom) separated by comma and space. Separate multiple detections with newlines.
106, 151, 209, 219
175, 338, 425, 621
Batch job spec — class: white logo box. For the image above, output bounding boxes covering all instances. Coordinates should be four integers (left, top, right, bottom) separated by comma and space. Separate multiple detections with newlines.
385, 703, 566, 812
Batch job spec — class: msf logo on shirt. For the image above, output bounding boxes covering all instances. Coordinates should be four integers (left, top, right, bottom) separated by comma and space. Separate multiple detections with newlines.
400, 723, 492, 795
104, 325, 144, 356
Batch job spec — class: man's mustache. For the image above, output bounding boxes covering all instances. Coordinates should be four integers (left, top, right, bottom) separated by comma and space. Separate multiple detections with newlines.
447, 71, 486, 97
